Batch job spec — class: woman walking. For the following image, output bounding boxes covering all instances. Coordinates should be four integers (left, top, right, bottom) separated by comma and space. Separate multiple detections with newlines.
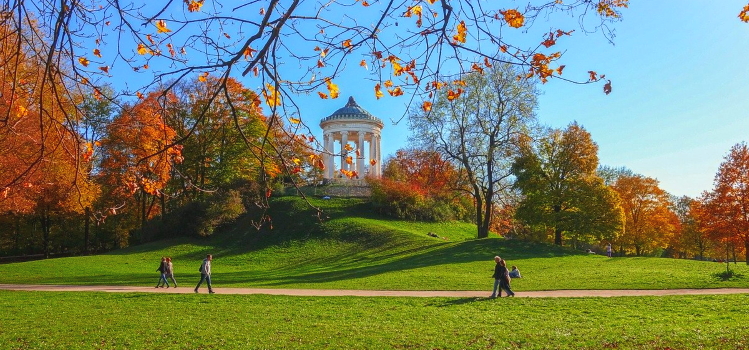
165, 257, 177, 288
491, 256, 515, 298
155, 257, 169, 288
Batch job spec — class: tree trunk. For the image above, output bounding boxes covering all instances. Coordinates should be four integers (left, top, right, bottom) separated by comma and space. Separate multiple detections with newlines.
84, 206, 90, 255
475, 194, 487, 238
41, 209, 51, 259
553, 204, 562, 246
745, 240, 749, 265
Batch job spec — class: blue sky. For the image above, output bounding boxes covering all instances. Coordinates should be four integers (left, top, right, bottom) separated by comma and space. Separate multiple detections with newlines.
299, 1, 749, 198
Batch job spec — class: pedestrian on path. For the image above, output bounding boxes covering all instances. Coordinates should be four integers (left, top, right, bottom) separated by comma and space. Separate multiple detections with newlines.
490, 256, 502, 298
156, 257, 169, 288
194, 254, 214, 294
165, 257, 177, 288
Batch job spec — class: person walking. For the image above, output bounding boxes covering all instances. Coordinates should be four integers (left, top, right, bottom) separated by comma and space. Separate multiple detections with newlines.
498, 259, 515, 297
606, 243, 612, 258
194, 254, 214, 294
155, 257, 169, 288
165, 257, 177, 288
490, 256, 503, 298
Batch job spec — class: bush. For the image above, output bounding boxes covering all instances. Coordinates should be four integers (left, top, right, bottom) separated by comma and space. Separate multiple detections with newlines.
369, 178, 470, 222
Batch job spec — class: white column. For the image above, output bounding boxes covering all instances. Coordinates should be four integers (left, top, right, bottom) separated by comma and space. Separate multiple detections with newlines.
325, 133, 335, 179
357, 131, 365, 177
340, 131, 349, 173
375, 134, 381, 177
368, 133, 375, 176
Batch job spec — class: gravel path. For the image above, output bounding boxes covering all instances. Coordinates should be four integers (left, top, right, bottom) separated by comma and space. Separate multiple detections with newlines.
2, 284, 748, 298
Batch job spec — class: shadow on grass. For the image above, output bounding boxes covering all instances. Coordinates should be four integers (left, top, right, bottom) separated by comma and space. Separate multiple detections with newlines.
712, 270, 744, 281
426, 297, 489, 307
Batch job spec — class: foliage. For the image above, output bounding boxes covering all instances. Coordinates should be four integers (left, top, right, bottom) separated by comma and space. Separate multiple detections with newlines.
512, 123, 623, 247
409, 63, 538, 238
612, 174, 679, 256
697, 142, 749, 264
369, 148, 472, 222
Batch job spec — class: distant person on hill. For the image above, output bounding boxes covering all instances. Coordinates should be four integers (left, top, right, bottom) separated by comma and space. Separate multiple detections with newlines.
606, 243, 612, 258
194, 254, 214, 294
165, 257, 177, 288
156, 257, 169, 288
509, 265, 522, 279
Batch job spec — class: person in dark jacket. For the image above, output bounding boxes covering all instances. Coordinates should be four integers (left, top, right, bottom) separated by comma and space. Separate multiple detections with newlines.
155, 257, 170, 288
491, 256, 515, 297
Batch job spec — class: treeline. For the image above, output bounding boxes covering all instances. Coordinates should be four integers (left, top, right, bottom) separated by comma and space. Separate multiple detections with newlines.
368, 63, 748, 262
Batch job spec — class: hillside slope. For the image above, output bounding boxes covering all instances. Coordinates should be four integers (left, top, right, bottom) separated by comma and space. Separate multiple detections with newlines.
0, 196, 745, 291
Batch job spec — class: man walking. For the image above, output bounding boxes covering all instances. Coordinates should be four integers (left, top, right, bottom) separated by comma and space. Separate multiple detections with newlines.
194, 254, 215, 294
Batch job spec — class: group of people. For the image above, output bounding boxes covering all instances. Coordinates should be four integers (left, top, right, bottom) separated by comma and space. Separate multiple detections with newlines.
491, 256, 520, 298
155, 254, 215, 294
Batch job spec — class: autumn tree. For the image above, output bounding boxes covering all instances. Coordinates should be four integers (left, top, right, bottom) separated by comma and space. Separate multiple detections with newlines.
512, 122, 623, 247
369, 148, 471, 221
611, 174, 679, 256
409, 63, 537, 238
670, 196, 712, 260
99, 91, 182, 239
697, 143, 749, 264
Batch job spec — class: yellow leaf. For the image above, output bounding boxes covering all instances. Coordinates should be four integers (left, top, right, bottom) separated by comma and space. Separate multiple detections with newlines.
263, 83, 281, 107
78, 57, 90, 67
137, 43, 149, 55
452, 21, 467, 43
374, 84, 383, 99
325, 78, 340, 99
155, 20, 171, 33
198, 72, 209, 82
290, 117, 301, 124
740, 4, 749, 22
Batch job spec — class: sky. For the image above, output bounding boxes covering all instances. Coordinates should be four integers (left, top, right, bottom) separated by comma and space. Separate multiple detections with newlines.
297, 1, 749, 198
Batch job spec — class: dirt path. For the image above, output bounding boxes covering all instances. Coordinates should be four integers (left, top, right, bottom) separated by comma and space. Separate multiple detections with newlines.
2, 284, 748, 298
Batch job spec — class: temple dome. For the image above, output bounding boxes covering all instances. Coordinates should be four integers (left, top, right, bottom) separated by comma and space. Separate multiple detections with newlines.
320, 96, 383, 126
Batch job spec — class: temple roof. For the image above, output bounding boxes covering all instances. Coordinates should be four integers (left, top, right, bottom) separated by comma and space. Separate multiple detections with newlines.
320, 96, 383, 125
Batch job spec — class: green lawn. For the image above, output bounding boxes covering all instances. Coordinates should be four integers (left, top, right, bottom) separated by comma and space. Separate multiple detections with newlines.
2, 196, 748, 349
0, 197, 746, 291
2, 291, 748, 349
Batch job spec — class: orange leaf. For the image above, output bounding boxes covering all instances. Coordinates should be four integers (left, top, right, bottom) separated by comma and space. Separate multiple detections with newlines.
342, 39, 353, 49
740, 4, 749, 22
136, 91, 144, 99
556, 65, 565, 75
93, 49, 102, 58
155, 20, 171, 33
198, 72, 209, 82
359, 59, 368, 69
137, 43, 149, 55
588, 71, 598, 81
499, 9, 525, 28
187, 0, 203, 12
244, 47, 257, 60
99, 66, 109, 73
346, 156, 353, 165
317, 59, 325, 68
447, 89, 463, 101
422, 101, 432, 112
370, 159, 377, 166
603, 80, 612, 95
318, 92, 329, 99
78, 57, 90, 67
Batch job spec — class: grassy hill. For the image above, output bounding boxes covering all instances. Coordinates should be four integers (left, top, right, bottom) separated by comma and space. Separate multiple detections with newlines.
0, 196, 746, 290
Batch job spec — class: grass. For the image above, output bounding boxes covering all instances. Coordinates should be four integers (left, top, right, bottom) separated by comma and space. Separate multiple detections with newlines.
2, 196, 749, 349
2, 290, 748, 349
0, 196, 747, 291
